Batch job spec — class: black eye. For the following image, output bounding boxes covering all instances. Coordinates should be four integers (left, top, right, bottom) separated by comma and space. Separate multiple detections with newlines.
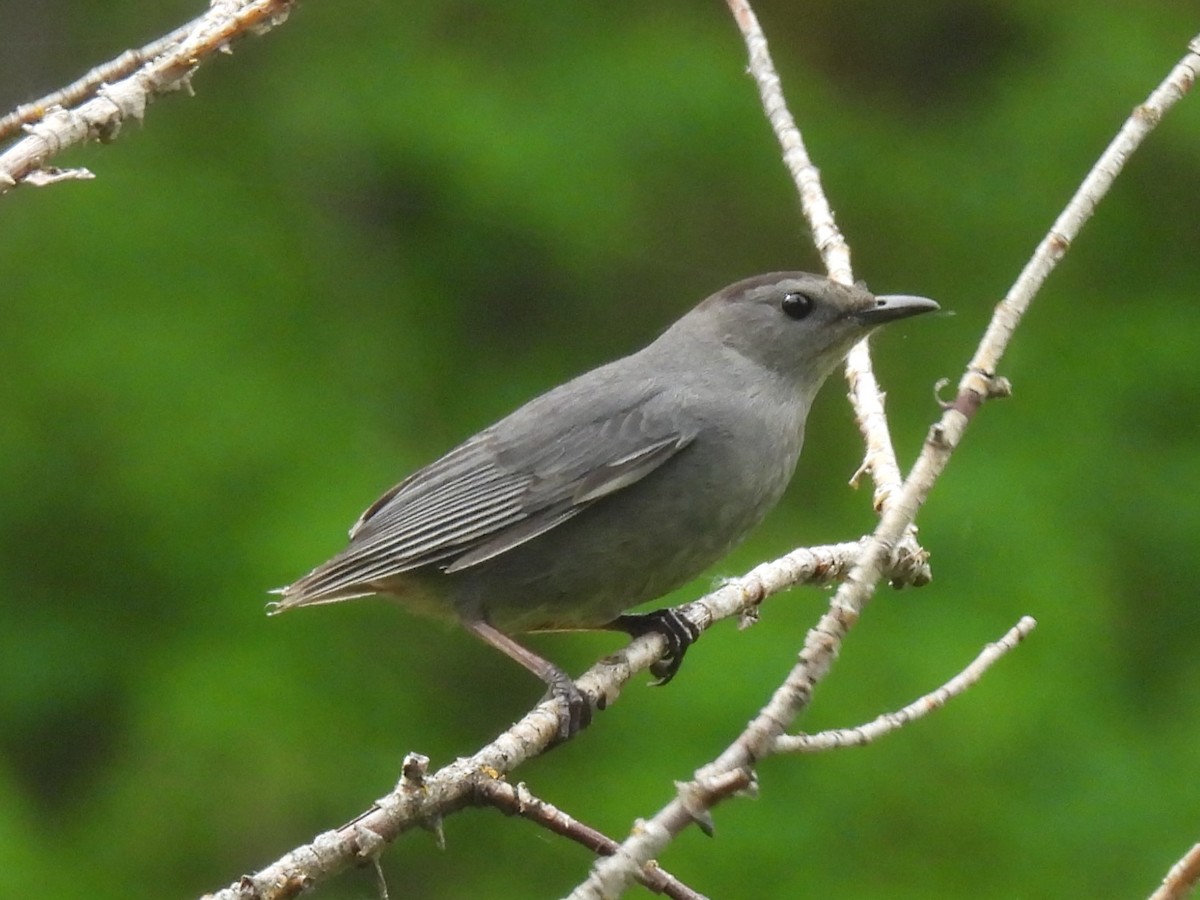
781, 291, 814, 320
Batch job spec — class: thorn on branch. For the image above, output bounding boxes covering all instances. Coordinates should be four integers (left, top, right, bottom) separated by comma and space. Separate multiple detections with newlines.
933, 377, 952, 408
674, 781, 717, 837
737, 604, 760, 630
427, 815, 447, 850
847, 458, 868, 490
980, 373, 1013, 400
353, 823, 386, 862
237, 871, 308, 900
370, 858, 390, 900
887, 535, 932, 589
936, 370, 1011, 417
400, 752, 430, 788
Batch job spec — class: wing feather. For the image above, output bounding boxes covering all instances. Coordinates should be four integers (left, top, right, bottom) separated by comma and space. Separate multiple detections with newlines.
275, 380, 695, 608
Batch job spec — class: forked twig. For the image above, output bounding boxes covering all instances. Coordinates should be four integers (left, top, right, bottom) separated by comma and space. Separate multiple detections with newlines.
475, 777, 704, 900
774, 616, 1036, 753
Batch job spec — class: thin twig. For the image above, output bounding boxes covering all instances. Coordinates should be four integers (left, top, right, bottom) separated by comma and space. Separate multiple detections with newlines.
0, 20, 198, 142
1149, 843, 1200, 900
0, 0, 295, 196
774, 616, 1036, 753
568, 24, 1199, 900
959, 34, 1200, 397
724, 0, 851, 280
475, 777, 705, 900
724, 0, 921, 533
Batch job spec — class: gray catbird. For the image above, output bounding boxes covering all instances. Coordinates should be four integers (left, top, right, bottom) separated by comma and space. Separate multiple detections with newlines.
272, 272, 937, 735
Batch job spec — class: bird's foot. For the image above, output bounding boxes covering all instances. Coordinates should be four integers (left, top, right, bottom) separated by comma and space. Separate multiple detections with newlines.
608, 608, 701, 686
543, 672, 594, 744
463, 618, 595, 743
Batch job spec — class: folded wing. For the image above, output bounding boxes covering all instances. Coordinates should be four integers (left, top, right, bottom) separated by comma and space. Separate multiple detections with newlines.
273, 384, 694, 608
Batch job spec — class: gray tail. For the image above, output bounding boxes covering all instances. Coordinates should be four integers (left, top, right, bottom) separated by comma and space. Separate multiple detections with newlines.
267, 561, 376, 614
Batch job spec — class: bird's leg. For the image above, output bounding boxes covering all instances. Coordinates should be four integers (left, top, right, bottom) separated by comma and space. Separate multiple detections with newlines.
606, 608, 701, 686
463, 618, 592, 741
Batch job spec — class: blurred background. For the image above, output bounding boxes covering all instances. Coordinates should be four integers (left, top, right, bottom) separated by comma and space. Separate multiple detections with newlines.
1, 2, 1198, 897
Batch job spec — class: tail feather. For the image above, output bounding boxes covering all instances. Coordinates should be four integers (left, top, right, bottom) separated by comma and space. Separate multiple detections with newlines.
267, 562, 377, 614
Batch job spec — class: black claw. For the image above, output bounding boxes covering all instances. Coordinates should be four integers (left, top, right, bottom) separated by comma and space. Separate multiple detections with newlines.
546, 677, 593, 744
648, 655, 682, 686
608, 608, 701, 686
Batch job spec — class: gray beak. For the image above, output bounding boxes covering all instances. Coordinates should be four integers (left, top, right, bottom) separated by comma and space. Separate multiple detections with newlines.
856, 294, 940, 325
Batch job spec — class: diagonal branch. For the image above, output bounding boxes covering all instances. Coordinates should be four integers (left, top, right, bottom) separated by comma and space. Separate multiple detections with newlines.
960, 33, 1200, 393
0, 0, 295, 196
725, 0, 919, 527
1149, 842, 1200, 900
0, 19, 198, 143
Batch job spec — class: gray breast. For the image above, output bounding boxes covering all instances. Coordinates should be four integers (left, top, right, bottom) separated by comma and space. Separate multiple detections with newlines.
444, 379, 807, 632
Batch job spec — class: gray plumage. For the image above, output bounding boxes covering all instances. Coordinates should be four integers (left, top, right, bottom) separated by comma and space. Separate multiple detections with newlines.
272, 272, 937, 733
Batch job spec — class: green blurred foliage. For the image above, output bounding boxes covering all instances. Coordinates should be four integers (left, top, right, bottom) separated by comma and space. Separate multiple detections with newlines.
1, 1, 1198, 898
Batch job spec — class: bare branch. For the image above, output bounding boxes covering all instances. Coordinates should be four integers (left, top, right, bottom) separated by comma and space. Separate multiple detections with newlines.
774, 616, 1037, 753
723, 0, 851, 280
0, 0, 295, 196
724, 0, 921, 538
475, 777, 705, 900
199, 539, 872, 899
585, 539, 870, 706
569, 25, 1199, 900
1149, 843, 1200, 900
962, 35, 1200, 392
0, 20, 198, 142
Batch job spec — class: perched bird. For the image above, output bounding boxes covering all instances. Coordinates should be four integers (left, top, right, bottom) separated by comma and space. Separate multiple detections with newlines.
272, 272, 937, 736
